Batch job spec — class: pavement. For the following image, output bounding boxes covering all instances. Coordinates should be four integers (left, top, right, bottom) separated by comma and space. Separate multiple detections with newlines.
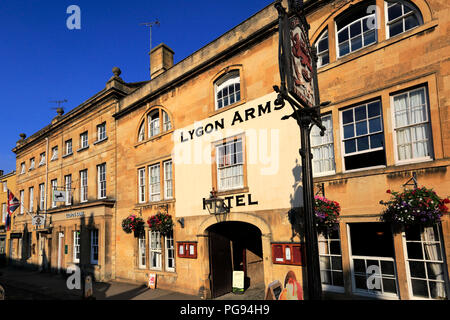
0, 266, 202, 300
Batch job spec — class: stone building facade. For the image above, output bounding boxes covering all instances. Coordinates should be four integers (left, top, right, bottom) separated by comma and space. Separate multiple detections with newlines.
3, 0, 449, 300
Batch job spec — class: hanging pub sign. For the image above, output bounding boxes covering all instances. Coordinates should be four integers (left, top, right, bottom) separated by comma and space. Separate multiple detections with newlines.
287, 14, 316, 108
276, 0, 318, 109
53, 190, 67, 203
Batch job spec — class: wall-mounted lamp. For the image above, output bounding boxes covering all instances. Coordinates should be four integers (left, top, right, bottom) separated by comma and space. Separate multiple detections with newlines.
177, 218, 184, 228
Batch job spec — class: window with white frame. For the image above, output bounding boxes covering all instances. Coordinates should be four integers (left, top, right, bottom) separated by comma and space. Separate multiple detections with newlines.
29, 158, 35, 170
150, 231, 162, 270
65, 139, 73, 155
97, 163, 106, 199
39, 183, 45, 211
29, 187, 34, 212
165, 231, 175, 272
138, 168, 146, 203
1, 203, 6, 224
315, 29, 329, 67
148, 110, 160, 138
404, 224, 448, 299
2, 181, 6, 192
97, 122, 107, 142
336, 3, 377, 57
216, 138, 244, 191
149, 164, 160, 202
73, 231, 80, 263
51, 179, 57, 208
65, 175, 72, 205
91, 229, 99, 265
20, 190, 24, 214
39, 152, 46, 166
20, 162, 26, 174
138, 232, 146, 269
51, 146, 58, 161
80, 170, 88, 202
385, 1, 422, 38
215, 70, 241, 110
319, 230, 344, 291
392, 87, 432, 163
80, 132, 89, 149
341, 100, 386, 171
311, 114, 335, 176
349, 222, 398, 297
162, 110, 172, 132
164, 160, 173, 199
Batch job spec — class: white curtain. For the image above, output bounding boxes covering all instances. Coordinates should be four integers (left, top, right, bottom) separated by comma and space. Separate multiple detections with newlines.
423, 226, 446, 299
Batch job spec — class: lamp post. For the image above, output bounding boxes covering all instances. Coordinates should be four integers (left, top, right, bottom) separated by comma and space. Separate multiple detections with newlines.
273, 0, 331, 300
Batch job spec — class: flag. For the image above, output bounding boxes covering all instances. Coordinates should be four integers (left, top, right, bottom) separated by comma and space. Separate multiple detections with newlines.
6, 190, 20, 231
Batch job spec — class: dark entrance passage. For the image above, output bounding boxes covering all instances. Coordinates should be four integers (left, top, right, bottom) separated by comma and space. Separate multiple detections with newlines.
208, 221, 264, 298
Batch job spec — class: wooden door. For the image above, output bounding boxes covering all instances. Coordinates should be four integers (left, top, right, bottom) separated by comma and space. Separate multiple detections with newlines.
209, 231, 232, 298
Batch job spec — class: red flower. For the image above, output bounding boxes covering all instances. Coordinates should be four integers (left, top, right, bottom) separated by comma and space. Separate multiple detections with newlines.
443, 198, 450, 204
386, 189, 391, 194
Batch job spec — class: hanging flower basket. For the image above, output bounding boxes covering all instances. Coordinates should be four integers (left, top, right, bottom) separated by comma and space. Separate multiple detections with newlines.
380, 187, 449, 232
122, 215, 145, 236
314, 196, 340, 235
147, 212, 174, 236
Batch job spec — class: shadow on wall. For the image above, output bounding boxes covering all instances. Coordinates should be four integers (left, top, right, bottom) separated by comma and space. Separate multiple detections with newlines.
288, 158, 305, 243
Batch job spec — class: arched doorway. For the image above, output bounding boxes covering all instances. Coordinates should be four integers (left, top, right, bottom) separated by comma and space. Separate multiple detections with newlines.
207, 221, 264, 298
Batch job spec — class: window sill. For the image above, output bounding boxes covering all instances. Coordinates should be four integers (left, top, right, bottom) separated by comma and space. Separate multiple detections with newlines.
50, 158, 58, 162
394, 157, 433, 167
62, 153, 73, 159
134, 129, 174, 148
77, 146, 89, 153
93, 137, 108, 145
216, 187, 249, 197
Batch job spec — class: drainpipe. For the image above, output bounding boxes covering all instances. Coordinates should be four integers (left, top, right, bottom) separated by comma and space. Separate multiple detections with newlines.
44, 137, 49, 224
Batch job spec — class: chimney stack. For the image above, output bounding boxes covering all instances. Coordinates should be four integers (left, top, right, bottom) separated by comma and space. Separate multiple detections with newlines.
150, 43, 174, 79
0, 170, 4, 177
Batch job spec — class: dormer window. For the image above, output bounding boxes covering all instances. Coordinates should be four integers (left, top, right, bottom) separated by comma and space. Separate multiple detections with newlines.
214, 70, 241, 110
385, 1, 422, 38
336, 2, 377, 58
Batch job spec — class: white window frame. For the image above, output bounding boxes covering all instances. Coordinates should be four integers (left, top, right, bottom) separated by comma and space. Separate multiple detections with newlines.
391, 86, 433, 165
65, 174, 72, 205
384, 1, 422, 39
162, 110, 172, 132
19, 190, 24, 214
73, 231, 80, 263
29, 187, 34, 212
51, 146, 58, 161
138, 168, 146, 203
90, 229, 99, 265
149, 164, 160, 202
340, 100, 386, 172
165, 232, 175, 272
51, 179, 58, 208
1, 203, 6, 224
315, 29, 329, 68
164, 160, 173, 200
148, 110, 160, 138
2, 181, 6, 192
97, 163, 106, 199
20, 162, 26, 174
335, 12, 377, 58
39, 152, 46, 167
214, 70, 241, 110
138, 232, 146, 269
216, 138, 244, 192
150, 231, 162, 270
97, 122, 107, 142
402, 224, 449, 300
29, 158, 35, 171
80, 170, 88, 203
39, 183, 45, 211
80, 132, 89, 149
346, 224, 400, 299
65, 139, 73, 155
318, 231, 345, 293
311, 114, 335, 176
138, 121, 145, 142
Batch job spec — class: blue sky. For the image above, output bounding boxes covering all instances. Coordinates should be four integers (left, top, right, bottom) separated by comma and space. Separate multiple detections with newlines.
0, 0, 274, 173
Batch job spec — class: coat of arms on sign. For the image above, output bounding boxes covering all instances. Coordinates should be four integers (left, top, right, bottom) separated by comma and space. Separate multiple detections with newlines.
289, 15, 315, 108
